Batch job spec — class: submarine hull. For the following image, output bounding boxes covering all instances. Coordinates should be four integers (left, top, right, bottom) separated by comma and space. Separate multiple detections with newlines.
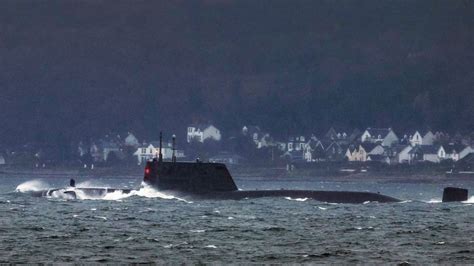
144, 158, 401, 203
174, 190, 400, 203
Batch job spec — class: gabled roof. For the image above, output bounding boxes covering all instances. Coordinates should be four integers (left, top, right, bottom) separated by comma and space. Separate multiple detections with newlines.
360, 143, 379, 152
347, 146, 357, 153
325, 141, 344, 151
444, 144, 468, 153
391, 144, 411, 153
408, 145, 440, 155
365, 128, 392, 138
349, 129, 362, 141
189, 123, 215, 130
457, 153, 474, 165
325, 127, 349, 140
404, 130, 420, 137
306, 139, 323, 150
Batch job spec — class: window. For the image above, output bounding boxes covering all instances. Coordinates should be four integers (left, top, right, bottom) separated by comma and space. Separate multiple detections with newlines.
141, 148, 146, 153
188, 127, 193, 133
288, 143, 293, 150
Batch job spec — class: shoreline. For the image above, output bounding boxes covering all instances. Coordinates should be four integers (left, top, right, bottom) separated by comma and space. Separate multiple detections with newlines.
0, 165, 471, 183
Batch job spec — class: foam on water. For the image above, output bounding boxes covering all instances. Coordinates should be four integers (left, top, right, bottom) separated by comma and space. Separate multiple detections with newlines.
15, 179, 50, 192
284, 197, 308, 202
16, 180, 189, 202
463, 196, 474, 203
426, 198, 442, 203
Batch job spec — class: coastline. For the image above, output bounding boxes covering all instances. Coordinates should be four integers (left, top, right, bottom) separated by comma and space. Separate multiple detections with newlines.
0, 164, 470, 183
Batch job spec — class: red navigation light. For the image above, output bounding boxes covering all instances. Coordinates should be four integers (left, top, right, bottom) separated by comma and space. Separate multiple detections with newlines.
145, 167, 150, 175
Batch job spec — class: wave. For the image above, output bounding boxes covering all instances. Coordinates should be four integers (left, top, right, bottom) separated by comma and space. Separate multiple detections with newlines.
425, 198, 442, 203
15, 179, 50, 192
284, 197, 308, 202
15, 180, 190, 202
463, 196, 474, 204
423, 197, 474, 204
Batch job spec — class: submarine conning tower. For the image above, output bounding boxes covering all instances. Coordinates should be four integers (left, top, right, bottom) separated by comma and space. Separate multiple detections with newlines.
143, 132, 238, 193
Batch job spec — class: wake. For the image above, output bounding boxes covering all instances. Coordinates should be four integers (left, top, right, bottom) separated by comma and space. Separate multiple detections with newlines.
15, 180, 189, 202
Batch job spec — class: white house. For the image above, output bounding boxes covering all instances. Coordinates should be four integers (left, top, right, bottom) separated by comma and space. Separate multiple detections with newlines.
361, 128, 399, 147
398, 145, 413, 164
287, 136, 306, 152
408, 145, 446, 163
0, 154, 5, 165
187, 124, 221, 143
242, 126, 274, 149
408, 131, 423, 146
133, 142, 185, 165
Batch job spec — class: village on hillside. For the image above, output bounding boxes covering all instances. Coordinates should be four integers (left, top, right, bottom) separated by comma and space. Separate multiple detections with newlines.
1, 123, 474, 173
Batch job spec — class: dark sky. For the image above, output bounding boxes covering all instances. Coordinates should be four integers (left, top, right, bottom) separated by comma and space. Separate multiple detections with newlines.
1, 0, 474, 146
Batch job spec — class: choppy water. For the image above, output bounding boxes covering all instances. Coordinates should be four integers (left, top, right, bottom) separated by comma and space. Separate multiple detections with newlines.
1, 173, 474, 263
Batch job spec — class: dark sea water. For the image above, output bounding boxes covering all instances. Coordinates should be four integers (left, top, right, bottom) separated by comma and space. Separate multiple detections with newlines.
1, 172, 474, 263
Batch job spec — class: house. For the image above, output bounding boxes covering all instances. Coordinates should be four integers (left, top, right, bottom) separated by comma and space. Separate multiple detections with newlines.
444, 144, 473, 161
454, 153, 474, 172
408, 131, 423, 146
99, 140, 121, 162
299, 136, 322, 162
275, 141, 287, 152
459, 146, 474, 160
0, 154, 5, 165
345, 146, 357, 161
256, 133, 274, 149
349, 128, 362, 142
422, 130, 435, 145
124, 132, 140, 148
282, 136, 307, 162
367, 154, 391, 164
242, 125, 261, 140
89, 141, 120, 162
209, 152, 245, 165
133, 141, 185, 165
281, 150, 305, 162
306, 138, 326, 162
397, 145, 413, 164
187, 124, 221, 143
408, 145, 446, 163
324, 141, 347, 161
241, 125, 277, 149
324, 127, 350, 145
287, 136, 306, 152
346, 143, 384, 162
360, 128, 399, 147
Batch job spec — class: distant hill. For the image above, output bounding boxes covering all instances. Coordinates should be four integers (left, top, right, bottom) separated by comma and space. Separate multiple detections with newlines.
0, 0, 473, 146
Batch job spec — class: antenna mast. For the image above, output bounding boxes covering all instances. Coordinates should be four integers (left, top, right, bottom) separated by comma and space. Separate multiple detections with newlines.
159, 131, 163, 162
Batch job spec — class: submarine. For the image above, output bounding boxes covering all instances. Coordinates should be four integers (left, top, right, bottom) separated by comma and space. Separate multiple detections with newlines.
142, 133, 400, 204
24, 133, 469, 203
